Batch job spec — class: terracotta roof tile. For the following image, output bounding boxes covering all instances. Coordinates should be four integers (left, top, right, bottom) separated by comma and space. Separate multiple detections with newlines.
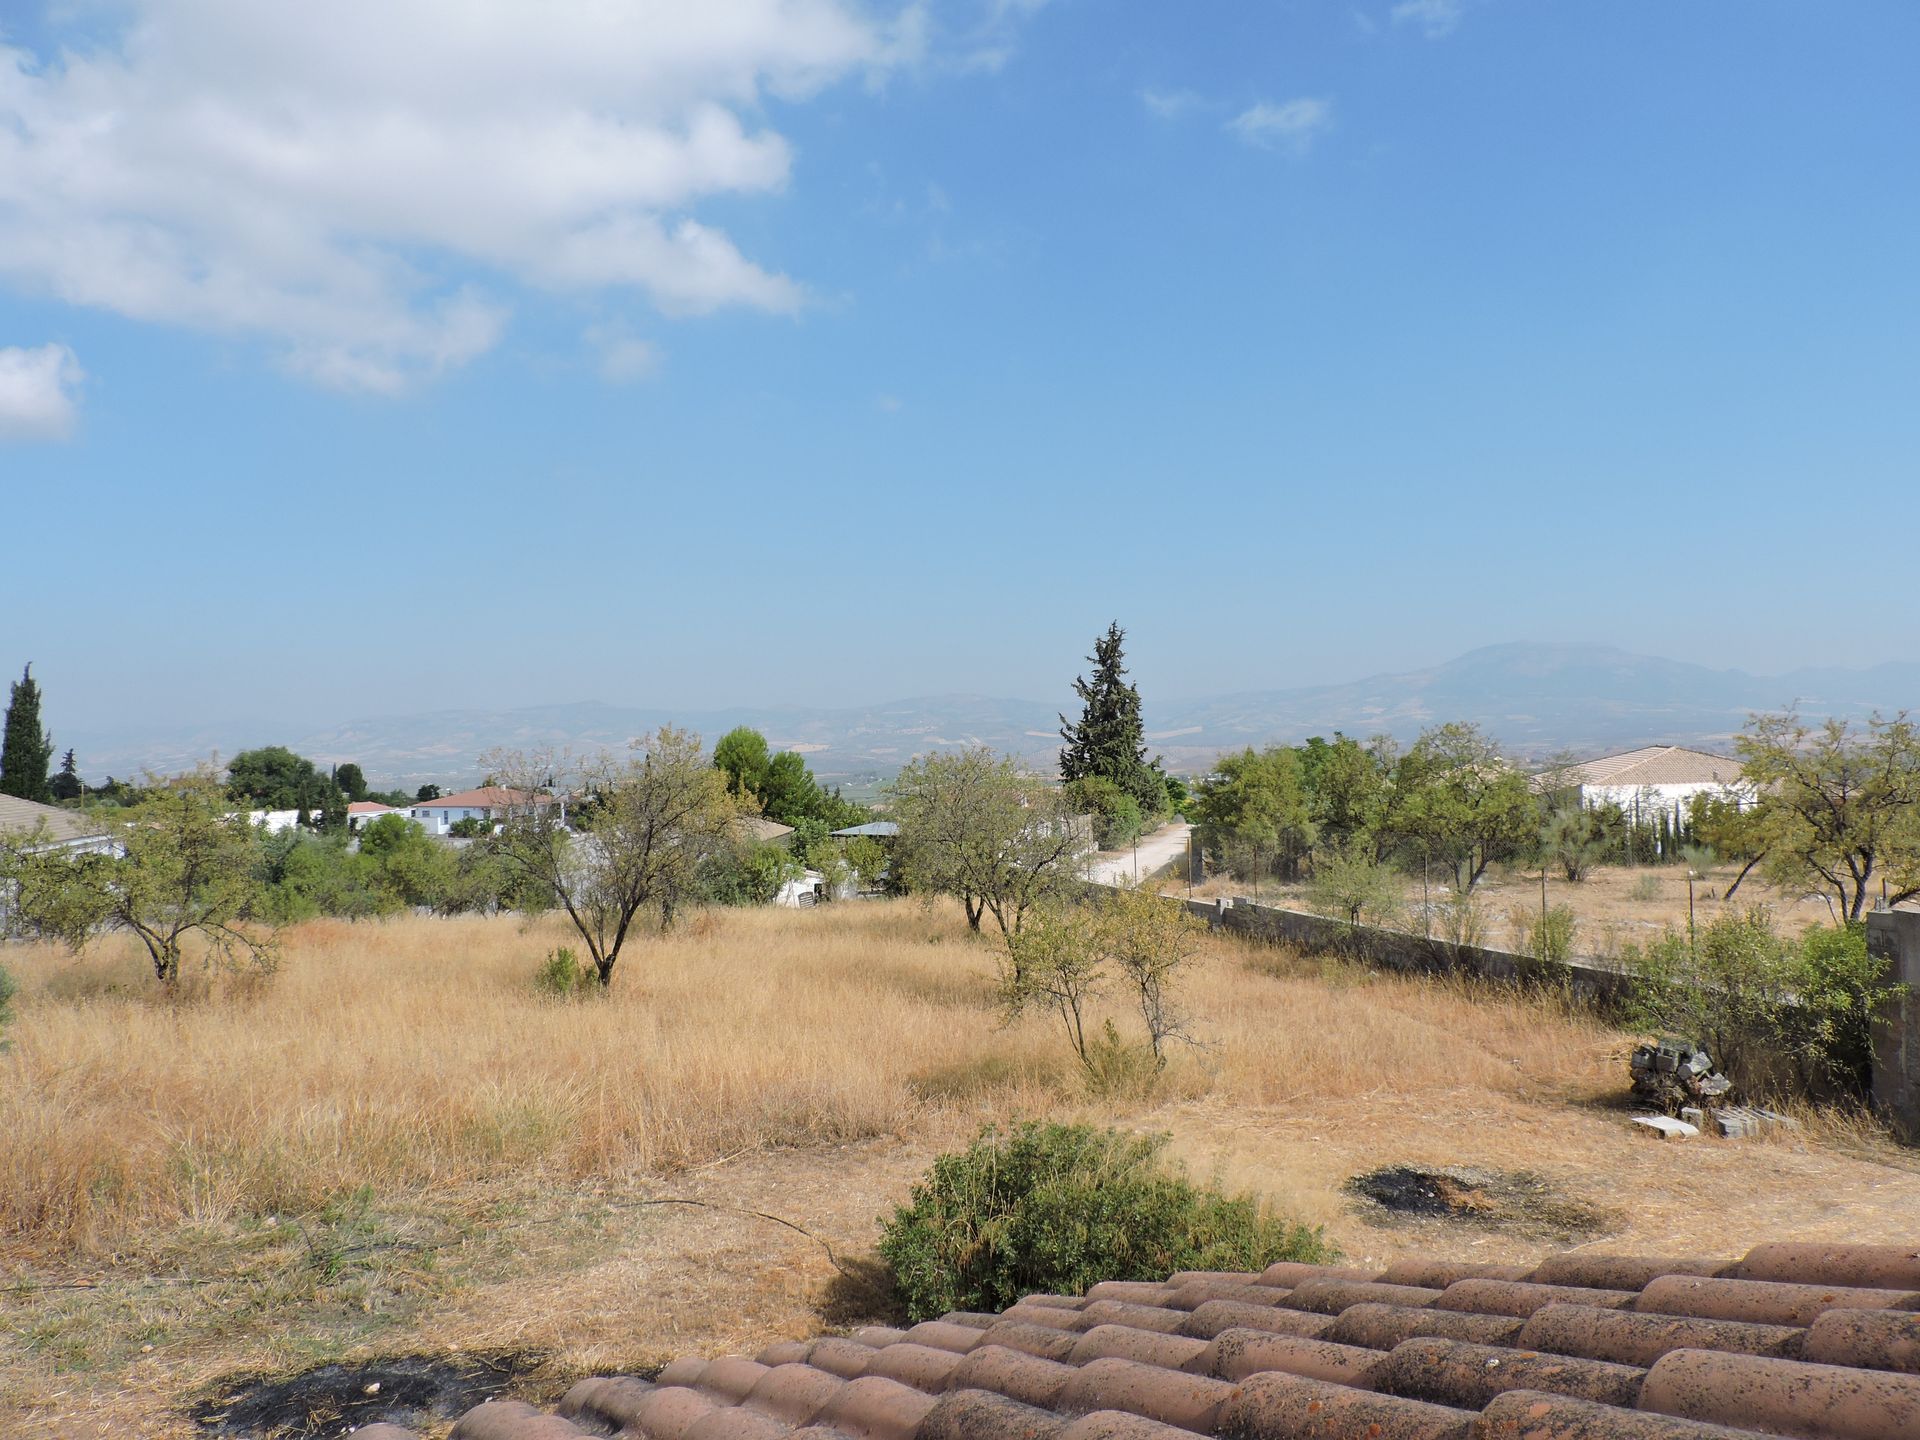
373, 1240, 1920, 1440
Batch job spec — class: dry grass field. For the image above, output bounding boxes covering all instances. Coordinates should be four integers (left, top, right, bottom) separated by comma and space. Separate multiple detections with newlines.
3, 901, 1916, 1438
1173, 858, 1856, 955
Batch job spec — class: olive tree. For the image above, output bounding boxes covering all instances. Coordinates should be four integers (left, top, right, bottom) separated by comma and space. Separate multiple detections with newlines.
1735, 710, 1920, 921
889, 747, 1084, 941
1, 771, 276, 983
484, 728, 740, 987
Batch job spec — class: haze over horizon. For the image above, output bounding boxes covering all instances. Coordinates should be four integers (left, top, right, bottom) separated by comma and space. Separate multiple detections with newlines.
5, 3, 1918, 727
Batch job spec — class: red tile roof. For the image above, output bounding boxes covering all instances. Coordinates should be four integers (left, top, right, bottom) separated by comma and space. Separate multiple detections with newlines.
365, 1241, 1920, 1440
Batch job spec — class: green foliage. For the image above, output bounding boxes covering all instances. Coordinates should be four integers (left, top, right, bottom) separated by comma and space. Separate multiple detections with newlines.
1302, 733, 1391, 854
1539, 807, 1606, 882
1307, 843, 1403, 926
1066, 775, 1143, 850
334, 763, 368, 801
1384, 722, 1537, 891
5, 772, 276, 983
1735, 710, 1920, 920
534, 946, 598, 997
226, 745, 332, 812
1512, 903, 1577, 964
448, 815, 492, 838
696, 839, 800, 906
1621, 910, 1899, 1099
890, 747, 1082, 937
843, 834, 891, 892
0, 961, 15, 1043
877, 1123, 1333, 1321
712, 726, 870, 838
415, 784, 443, 802
1058, 622, 1166, 823
1, 662, 55, 803
1629, 874, 1661, 903
1192, 745, 1314, 881
49, 747, 82, 802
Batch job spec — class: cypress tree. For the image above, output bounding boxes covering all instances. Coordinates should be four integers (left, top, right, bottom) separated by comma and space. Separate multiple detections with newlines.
1059, 622, 1164, 814
49, 748, 82, 802
0, 663, 54, 803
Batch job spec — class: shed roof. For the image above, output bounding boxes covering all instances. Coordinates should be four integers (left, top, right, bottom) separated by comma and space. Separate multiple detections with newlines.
736, 815, 797, 843
364, 1239, 1920, 1440
832, 821, 900, 838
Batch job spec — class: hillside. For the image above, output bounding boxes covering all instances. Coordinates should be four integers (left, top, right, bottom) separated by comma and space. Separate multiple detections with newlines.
56, 643, 1920, 788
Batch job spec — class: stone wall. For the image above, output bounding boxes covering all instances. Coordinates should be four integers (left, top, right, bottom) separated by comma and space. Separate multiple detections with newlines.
1180, 894, 1640, 1009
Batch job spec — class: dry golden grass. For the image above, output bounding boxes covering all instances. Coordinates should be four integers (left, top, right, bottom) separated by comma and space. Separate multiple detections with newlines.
1173, 859, 1851, 955
3, 900, 1915, 1438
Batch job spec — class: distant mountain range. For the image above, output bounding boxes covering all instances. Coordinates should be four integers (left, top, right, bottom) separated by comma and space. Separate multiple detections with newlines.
58, 643, 1920, 790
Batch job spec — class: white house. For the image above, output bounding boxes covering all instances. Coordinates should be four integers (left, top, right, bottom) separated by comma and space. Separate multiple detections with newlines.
347, 801, 402, 832
0, 794, 118, 857
405, 786, 538, 837
1558, 745, 1753, 827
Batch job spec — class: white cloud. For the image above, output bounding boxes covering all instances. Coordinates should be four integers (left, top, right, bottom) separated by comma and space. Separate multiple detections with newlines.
1140, 87, 1203, 121
0, 2, 927, 391
1227, 98, 1332, 152
1391, 0, 1464, 38
0, 343, 83, 440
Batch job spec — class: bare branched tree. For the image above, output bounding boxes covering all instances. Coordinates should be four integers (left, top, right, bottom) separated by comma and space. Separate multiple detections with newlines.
484, 728, 740, 986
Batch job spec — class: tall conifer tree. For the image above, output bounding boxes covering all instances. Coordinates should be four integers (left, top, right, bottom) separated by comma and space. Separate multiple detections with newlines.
1059, 622, 1159, 810
1, 663, 55, 803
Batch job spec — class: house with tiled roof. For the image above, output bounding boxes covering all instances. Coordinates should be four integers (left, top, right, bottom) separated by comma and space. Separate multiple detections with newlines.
1554, 746, 1753, 829
0, 792, 116, 855
363, 1238, 1920, 1440
405, 785, 541, 837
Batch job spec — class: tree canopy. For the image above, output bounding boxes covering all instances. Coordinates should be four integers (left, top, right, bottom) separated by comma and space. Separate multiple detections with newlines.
1735, 709, 1920, 920
1, 663, 54, 803
890, 747, 1083, 939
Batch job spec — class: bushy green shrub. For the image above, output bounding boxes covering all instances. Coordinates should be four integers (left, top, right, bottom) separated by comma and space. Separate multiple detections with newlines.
877, 1122, 1332, 1320
1511, 903, 1577, 964
1622, 910, 1897, 1099
534, 946, 597, 996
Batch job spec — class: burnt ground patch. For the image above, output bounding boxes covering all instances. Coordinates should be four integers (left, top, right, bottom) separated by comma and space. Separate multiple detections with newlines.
1345, 1164, 1613, 1241
188, 1352, 537, 1438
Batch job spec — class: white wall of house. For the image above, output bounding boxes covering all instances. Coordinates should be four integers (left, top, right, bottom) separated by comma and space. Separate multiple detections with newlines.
1580, 781, 1756, 825
407, 805, 496, 836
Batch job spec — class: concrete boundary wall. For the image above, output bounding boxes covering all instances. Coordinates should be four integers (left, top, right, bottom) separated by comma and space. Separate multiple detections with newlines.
1169, 892, 1641, 1009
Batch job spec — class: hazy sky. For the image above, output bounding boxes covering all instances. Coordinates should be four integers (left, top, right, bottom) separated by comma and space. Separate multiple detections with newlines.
3, 1, 1916, 729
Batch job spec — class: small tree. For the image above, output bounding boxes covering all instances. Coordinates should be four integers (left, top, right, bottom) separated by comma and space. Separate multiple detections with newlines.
0, 663, 54, 803
1735, 710, 1920, 921
2, 772, 276, 983
1307, 842, 1403, 926
49, 747, 82, 802
334, 763, 369, 802
1098, 884, 1205, 1067
889, 747, 1082, 941
486, 729, 739, 986
1192, 746, 1315, 881
1384, 723, 1537, 891
1539, 806, 1606, 882
1688, 787, 1769, 900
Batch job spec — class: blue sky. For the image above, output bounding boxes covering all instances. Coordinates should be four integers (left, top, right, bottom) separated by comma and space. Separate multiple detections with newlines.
3, 0, 1916, 730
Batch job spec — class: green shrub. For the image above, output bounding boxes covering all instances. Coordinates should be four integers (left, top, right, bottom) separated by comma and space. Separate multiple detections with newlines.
1629, 874, 1661, 903
1621, 910, 1898, 1100
534, 946, 597, 996
0, 962, 15, 1047
877, 1122, 1332, 1320
1511, 903, 1577, 964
